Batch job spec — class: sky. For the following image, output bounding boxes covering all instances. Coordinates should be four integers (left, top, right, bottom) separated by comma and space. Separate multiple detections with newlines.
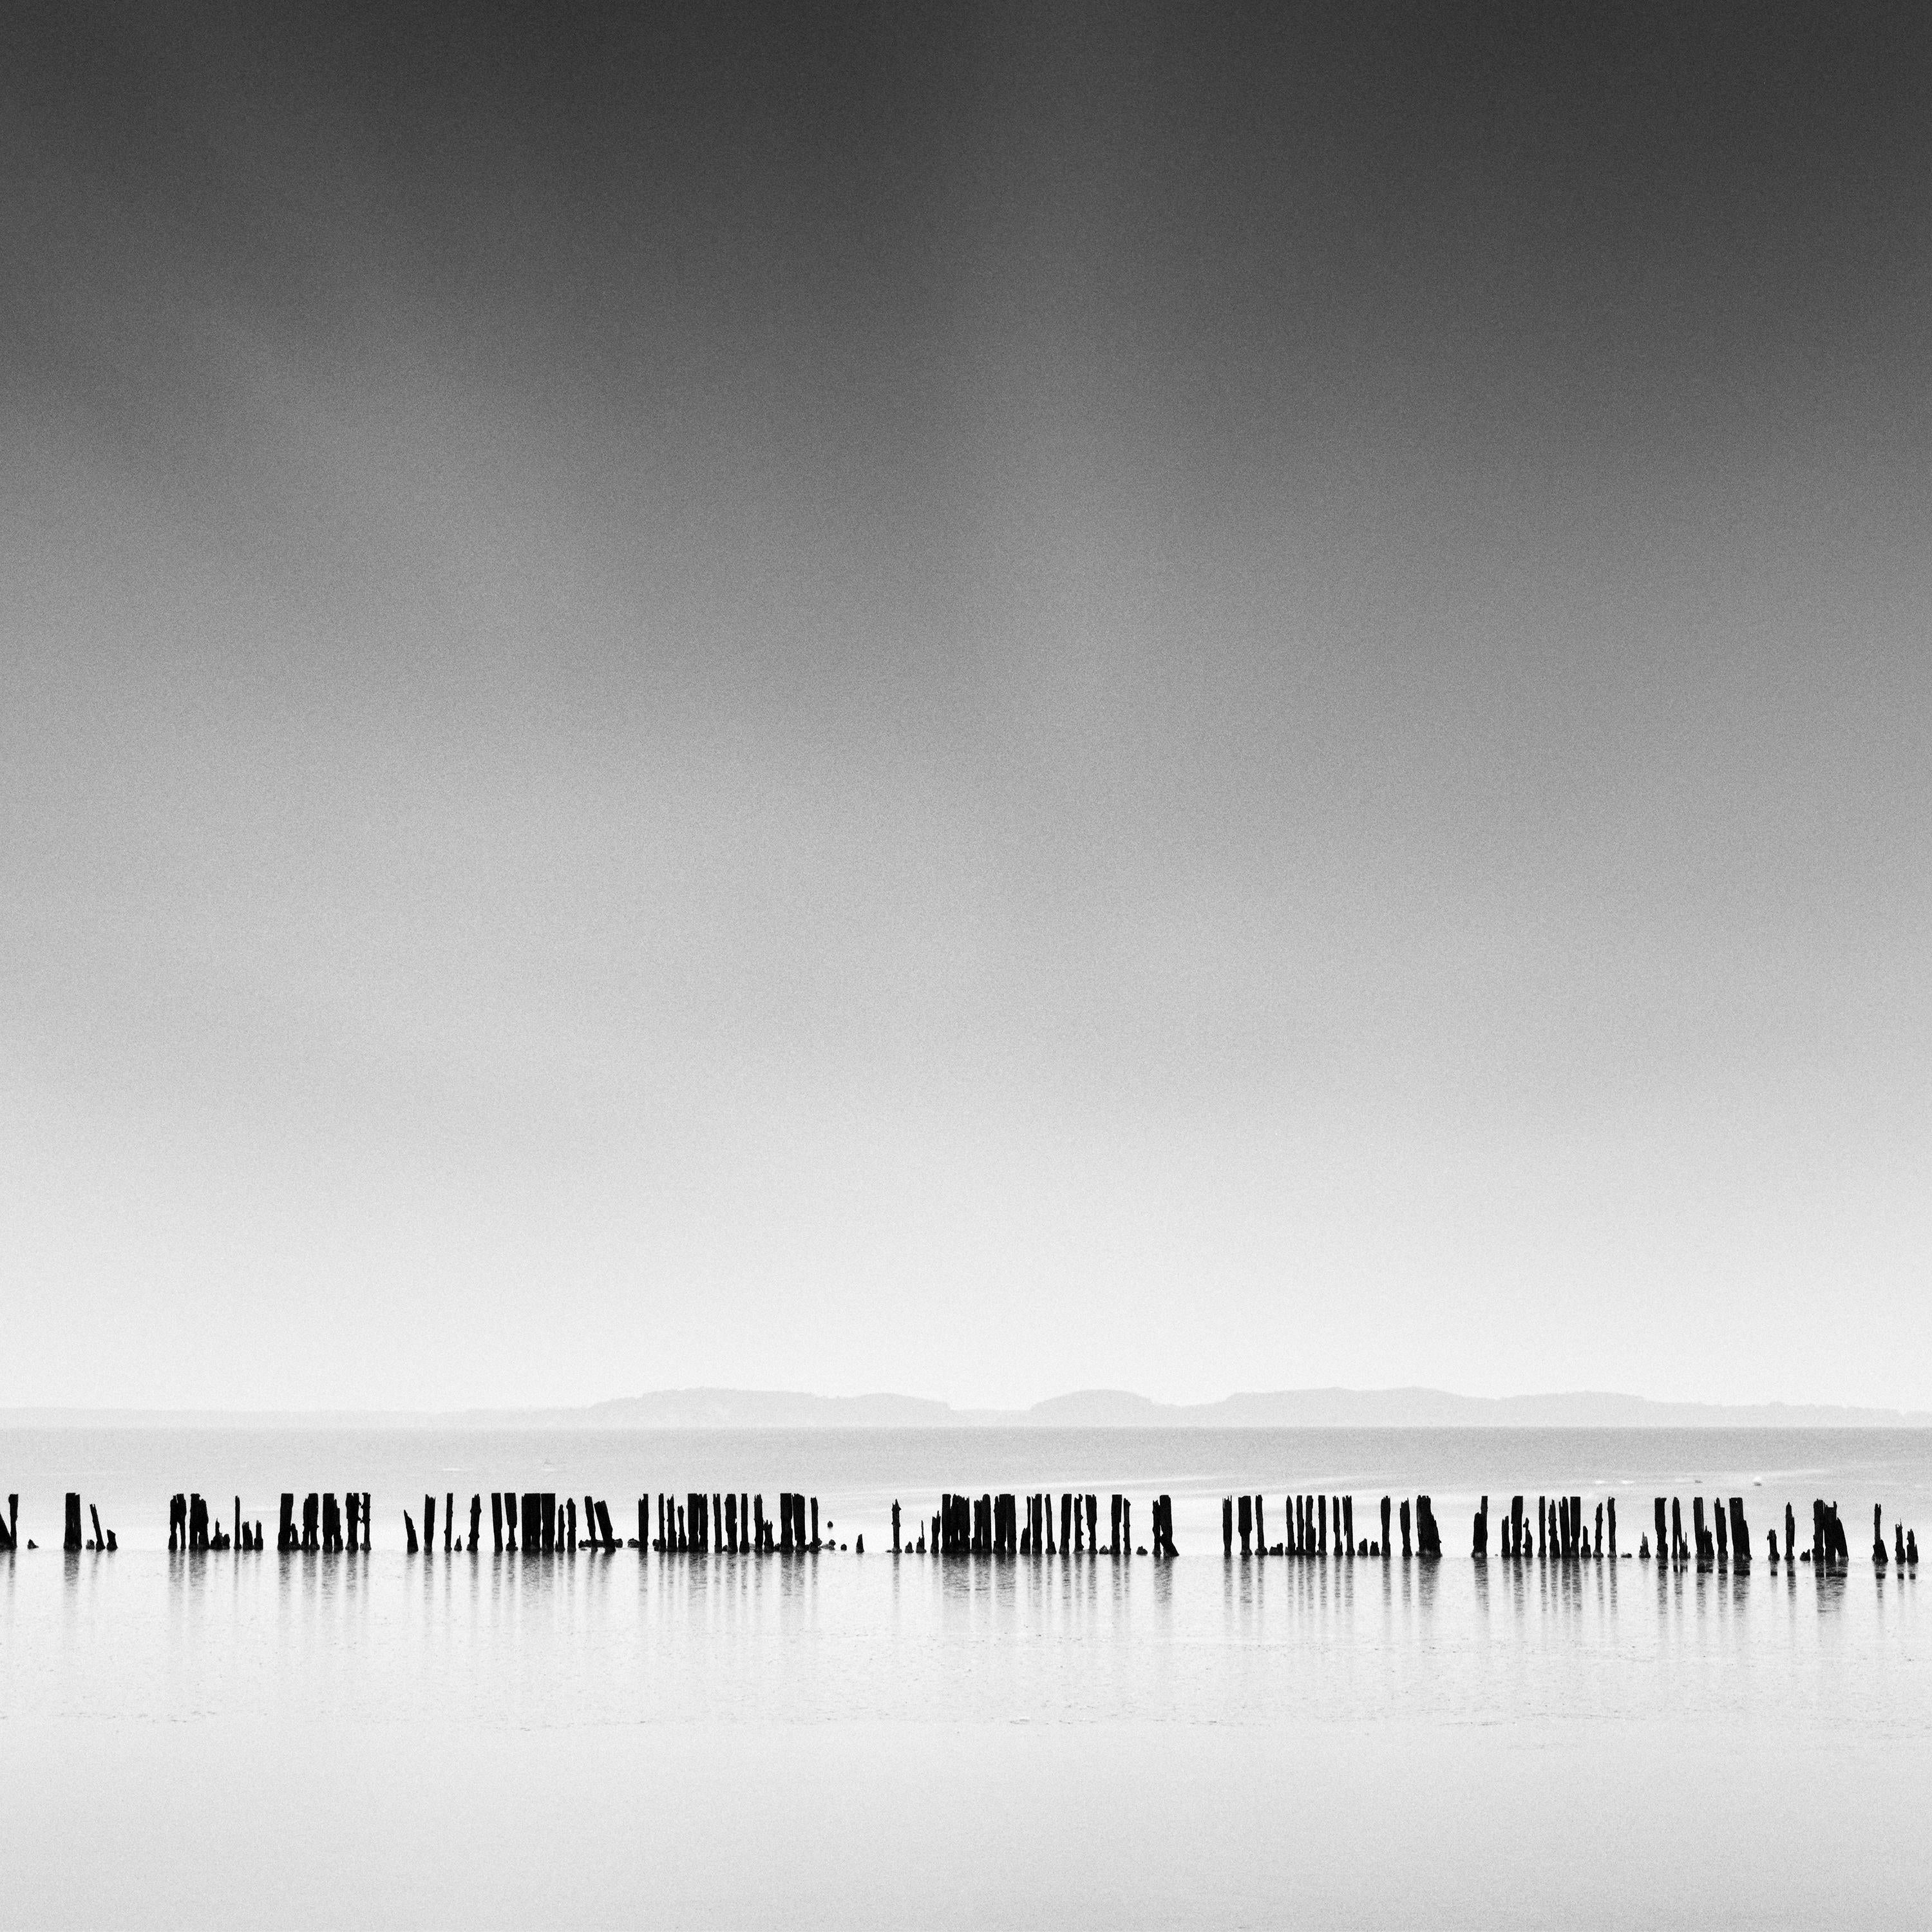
3, 5, 1929, 1412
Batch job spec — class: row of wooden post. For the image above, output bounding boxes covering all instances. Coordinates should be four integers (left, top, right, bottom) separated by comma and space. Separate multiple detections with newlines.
884, 1492, 1179, 1558
1217, 1493, 1440, 1559
1471, 1495, 1616, 1561
6, 1486, 1921, 1569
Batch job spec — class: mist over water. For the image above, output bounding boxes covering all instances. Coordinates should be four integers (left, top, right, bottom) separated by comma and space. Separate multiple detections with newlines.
3, 1427, 1926, 1929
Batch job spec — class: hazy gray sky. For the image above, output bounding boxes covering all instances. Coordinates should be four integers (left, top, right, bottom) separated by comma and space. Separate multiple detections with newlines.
5, 6, 1928, 1411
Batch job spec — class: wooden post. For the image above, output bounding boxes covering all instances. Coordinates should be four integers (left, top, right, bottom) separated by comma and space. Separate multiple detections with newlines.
1112, 1494, 1123, 1558
1123, 1495, 1133, 1555
1380, 1495, 1392, 1559
405, 1511, 419, 1554
492, 1493, 504, 1551
64, 1493, 82, 1553
1399, 1499, 1412, 1559
1714, 1497, 1729, 1566
423, 1495, 436, 1555
1343, 1496, 1354, 1557
1236, 1495, 1251, 1557
1222, 1497, 1233, 1557
469, 1494, 482, 1553
1472, 1496, 1487, 1559
1607, 1497, 1616, 1558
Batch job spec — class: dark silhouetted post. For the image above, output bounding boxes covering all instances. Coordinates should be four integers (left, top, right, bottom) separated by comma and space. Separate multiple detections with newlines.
1416, 1495, 1440, 1558
1399, 1499, 1412, 1559
405, 1511, 419, 1554
1729, 1497, 1749, 1571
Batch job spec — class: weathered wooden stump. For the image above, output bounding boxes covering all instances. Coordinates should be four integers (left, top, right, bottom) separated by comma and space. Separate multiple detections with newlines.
1399, 1499, 1412, 1559
405, 1511, 419, 1554
1728, 1497, 1749, 1571
1416, 1495, 1440, 1558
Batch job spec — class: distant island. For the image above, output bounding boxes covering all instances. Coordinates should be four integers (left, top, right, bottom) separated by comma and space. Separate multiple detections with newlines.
6, 1387, 1929, 1430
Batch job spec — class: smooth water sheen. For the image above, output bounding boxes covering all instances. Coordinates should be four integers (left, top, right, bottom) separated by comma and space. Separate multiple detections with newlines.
1, 1428, 1927, 1930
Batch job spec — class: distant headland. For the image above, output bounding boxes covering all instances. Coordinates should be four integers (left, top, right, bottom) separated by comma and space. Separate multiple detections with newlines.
5, 1388, 1929, 1430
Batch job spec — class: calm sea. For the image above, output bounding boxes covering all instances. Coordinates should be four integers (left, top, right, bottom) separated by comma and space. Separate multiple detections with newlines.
2, 1427, 1927, 1930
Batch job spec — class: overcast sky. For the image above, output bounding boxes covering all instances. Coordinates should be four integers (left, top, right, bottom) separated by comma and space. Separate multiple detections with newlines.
4, 5, 1928, 1412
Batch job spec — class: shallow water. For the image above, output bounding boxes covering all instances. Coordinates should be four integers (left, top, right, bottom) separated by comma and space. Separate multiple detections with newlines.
2, 1428, 1927, 1929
